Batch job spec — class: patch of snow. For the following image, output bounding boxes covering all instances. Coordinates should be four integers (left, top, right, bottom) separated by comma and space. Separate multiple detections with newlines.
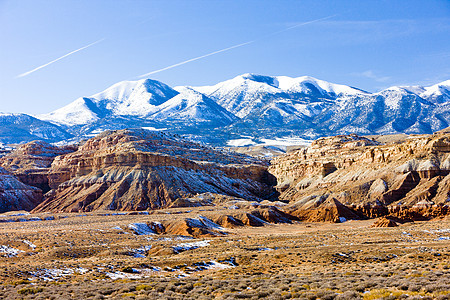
0, 245, 24, 257
29, 268, 88, 281
257, 247, 274, 251
129, 245, 152, 258
17, 217, 42, 222
185, 216, 223, 231
105, 271, 142, 280
227, 139, 257, 147
23, 240, 36, 250
173, 240, 210, 253
141, 127, 167, 131
8, 212, 30, 217
128, 223, 156, 235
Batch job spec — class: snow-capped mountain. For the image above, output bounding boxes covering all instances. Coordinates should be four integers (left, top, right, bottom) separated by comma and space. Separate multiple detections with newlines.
39, 79, 179, 126
193, 73, 367, 118
0, 113, 72, 144
3, 74, 449, 145
192, 74, 450, 139
149, 87, 238, 126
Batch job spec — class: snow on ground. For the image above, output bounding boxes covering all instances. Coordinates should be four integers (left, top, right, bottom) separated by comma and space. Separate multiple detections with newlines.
5, 212, 30, 217
227, 139, 257, 147
227, 136, 312, 151
104, 258, 236, 279
0, 245, 24, 257
29, 268, 89, 281
257, 247, 274, 251
128, 223, 156, 235
173, 240, 210, 253
141, 127, 167, 131
191, 216, 223, 230
106, 271, 143, 280
23, 240, 36, 250
129, 245, 152, 258
259, 137, 311, 149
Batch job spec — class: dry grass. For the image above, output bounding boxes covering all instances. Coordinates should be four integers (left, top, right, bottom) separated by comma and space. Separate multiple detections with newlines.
0, 208, 449, 299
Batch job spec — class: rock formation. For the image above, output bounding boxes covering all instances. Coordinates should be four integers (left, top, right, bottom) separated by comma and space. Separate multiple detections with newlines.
0, 141, 76, 193
370, 217, 398, 228
0, 141, 75, 212
0, 167, 42, 213
32, 129, 277, 213
269, 133, 450, 222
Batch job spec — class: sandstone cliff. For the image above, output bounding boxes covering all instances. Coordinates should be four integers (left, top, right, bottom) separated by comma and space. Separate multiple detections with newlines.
0, 141, 76, 193
269, 133, 450, 222
0, 167, 42, 213
33, 129, 276, 213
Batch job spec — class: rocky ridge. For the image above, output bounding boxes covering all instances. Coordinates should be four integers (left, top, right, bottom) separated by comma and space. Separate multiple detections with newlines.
32, 129, 276, 213
0, 141, 76, 194
269, 132, 450, 222
2, 74, 450, 146
0, 167, 42, 213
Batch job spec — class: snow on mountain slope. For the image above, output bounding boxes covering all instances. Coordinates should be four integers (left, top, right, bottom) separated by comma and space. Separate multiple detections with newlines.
149, 87, 237, 125
192, 73, 366, 118
0, 113, 72, 144
192, 74, 284, 118
419, 80, 450, 104
40, 79, 179, 126
275, 75, 367, 96
25, 73, 450, 145
39, 97, 102, 126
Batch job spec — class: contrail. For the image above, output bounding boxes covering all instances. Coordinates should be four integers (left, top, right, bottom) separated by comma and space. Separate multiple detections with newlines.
263, 14, 337, 37
138, 15, 336, 78
16, 38, 105, 78
138, 41, 254, 78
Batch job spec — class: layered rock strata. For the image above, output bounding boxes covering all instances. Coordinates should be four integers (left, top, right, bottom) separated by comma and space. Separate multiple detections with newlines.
33, 129, 276, 213
0, 167, 42, 213
0, 141, 76, 193
269, 133, 450, 222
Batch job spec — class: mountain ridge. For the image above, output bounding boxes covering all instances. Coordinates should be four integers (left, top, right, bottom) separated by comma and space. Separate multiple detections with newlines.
2, 74, 450, 145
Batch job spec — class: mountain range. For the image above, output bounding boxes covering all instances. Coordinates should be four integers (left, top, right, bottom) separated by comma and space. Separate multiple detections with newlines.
2, 74, 450, 145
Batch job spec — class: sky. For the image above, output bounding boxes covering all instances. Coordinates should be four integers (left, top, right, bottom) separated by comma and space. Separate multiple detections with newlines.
1, 0, 449, 115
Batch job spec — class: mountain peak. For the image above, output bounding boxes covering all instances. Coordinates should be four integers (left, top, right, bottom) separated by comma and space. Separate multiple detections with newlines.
17, 73, 448, 146
236, 73, 279, 87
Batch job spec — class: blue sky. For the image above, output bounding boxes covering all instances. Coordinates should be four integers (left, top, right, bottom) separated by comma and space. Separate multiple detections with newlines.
1, 0, 449, 114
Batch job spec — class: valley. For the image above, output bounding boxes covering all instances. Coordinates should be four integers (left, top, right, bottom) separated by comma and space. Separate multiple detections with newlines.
0, 127, 449, 299
0, 208, 448, 299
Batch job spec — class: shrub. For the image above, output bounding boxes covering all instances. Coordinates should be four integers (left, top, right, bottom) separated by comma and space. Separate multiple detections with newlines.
17, 286, 44, 295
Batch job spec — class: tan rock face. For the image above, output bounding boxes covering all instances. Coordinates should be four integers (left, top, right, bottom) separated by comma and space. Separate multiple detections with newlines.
0, 141, 76, 212
0, 167, 42, 213
0, 141, 76, 193
32, 129, 277, 213
269, 133, 450, 222
370, 217, 398, 228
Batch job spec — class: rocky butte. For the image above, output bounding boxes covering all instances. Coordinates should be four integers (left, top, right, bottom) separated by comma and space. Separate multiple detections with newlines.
0, 127, 449, 225
269, 131, 450, 222
30, 129, 277, 213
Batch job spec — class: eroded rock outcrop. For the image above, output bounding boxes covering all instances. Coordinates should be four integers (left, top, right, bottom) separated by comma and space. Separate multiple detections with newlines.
370, 217, 398, 228
0, 167, 42, 213
0, 141, 76, 193
269, 133, 450, 222
33, 129, 277, 213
